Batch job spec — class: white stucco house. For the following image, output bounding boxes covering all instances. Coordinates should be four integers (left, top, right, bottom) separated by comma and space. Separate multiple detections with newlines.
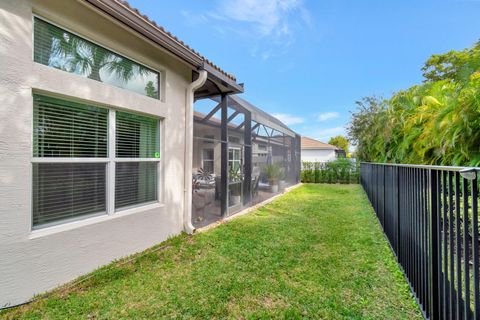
0, 0, 301, 308
301, 136, 345, 162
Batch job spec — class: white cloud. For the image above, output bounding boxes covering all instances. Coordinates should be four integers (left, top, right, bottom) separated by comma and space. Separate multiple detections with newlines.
179, 0, 312, 57
180, 10, 210, 25
315, 126, 345, 138
272, 113, 304, 125
299, 126, 346, 142
217, 0, 305, 37
210, 0, 312, 59
317, 112, 339, 122
277, 62, 295, 73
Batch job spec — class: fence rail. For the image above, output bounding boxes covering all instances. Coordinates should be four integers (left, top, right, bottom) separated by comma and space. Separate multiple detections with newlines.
360, 163, 480, 320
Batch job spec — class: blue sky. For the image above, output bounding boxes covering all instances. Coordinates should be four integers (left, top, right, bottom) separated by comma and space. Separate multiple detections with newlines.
129, 0, 480, 143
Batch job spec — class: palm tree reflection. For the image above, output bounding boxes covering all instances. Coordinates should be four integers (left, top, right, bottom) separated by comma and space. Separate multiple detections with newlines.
34, 18, 159, 98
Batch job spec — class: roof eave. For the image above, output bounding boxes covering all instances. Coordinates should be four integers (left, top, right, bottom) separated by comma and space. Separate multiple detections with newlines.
202, 63, 244, 94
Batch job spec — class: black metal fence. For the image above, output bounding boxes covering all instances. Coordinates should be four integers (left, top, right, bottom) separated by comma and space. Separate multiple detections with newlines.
360, 163, 479, 320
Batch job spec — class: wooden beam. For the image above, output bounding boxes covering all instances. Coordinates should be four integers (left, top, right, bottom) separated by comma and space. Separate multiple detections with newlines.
227, 111, 240, 123
235, 121, 245, 130
201, 103, 221, 122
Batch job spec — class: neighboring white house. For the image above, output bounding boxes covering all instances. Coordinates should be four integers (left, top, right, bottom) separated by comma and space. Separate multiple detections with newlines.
301, 137, 344, 162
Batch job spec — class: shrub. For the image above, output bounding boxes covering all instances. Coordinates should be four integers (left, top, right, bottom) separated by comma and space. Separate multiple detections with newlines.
301, 159, 359, 184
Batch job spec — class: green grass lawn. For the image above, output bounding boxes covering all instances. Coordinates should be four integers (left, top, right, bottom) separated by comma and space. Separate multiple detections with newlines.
1, 184, 422, 319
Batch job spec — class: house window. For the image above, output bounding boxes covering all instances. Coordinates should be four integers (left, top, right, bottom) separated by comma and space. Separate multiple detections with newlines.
203, 135, 214, 144
33, 17, 160, 99
115, 112, 160, 209
228, 148, 242, 181
202, 149, 214, 174
32, 94, 161, 228
228, 136, 240, 144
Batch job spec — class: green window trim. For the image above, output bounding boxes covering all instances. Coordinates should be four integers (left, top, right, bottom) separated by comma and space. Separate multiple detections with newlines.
33, 17, 160, 99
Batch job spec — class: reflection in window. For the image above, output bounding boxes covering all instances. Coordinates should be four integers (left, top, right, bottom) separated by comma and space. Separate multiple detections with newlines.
33, 17, 160, 99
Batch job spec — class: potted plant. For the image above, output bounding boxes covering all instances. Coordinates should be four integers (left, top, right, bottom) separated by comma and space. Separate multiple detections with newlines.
264, 164, 282, 193
229, 166, 242, 205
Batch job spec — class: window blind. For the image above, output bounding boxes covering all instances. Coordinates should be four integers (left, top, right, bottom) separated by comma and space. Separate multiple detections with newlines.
116, 111, 159, 158
115, 110, 159, 209
33, 17, 160, 99
115, 162, 157, 209
32, 94, 161, 228
32, 163, 106, 227
33, 95, 108, 157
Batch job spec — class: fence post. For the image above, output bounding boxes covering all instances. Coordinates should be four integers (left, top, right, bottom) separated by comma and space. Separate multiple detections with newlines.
395, 166, 400, 254
428, 169, 440, 319
382, 165, 386, 230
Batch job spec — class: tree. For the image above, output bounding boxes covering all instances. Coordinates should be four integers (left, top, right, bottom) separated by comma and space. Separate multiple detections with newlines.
346, 96, 387, 162
347, 40, 480, 166
54, 35, 149, 82
38, 18, 150, 83
422, 40, 480, 83
328, 135, 349, 154
145, 81, 159, 98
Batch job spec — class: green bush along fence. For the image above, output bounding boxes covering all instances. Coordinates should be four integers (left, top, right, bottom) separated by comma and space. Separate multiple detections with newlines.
301, 159, 359, 184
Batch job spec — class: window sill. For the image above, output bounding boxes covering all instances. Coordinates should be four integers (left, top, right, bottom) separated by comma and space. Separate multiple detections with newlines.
29, 202, 165, 240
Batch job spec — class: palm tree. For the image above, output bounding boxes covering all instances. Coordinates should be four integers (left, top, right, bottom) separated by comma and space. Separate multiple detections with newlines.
37, 18, 151, 84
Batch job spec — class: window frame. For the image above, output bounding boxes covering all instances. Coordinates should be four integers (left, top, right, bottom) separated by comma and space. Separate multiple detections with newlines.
228, 136, 241, 144
203, 135, 215, 144
112, 111, 161, 211
32, 15, 162, 101
228, 147, 242, 174
201, 148, 215, 174
31, 94, 162, 230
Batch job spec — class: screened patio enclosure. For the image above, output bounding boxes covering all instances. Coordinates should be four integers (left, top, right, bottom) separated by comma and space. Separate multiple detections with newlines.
192, 94, 301, 228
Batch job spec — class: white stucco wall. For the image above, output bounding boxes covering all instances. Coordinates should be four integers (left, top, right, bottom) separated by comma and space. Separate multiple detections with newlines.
301, 149, 337, 162
0, 0, 192, 307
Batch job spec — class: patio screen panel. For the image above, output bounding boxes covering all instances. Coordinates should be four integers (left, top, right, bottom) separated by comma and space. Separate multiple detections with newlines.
115, 111, 159, 209
33, 17, 160, 99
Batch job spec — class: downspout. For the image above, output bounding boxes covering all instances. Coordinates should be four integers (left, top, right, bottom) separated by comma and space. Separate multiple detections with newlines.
184, 69, 207, 234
